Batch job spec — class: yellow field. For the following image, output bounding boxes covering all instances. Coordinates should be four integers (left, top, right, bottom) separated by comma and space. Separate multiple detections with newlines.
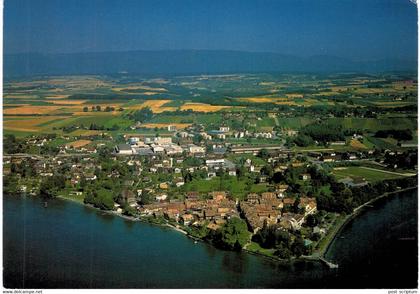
350, 139, 367, 149
4, 104, 30, 107
180, 102, 230, 112
354, 88, 385, 94
3, 116, 66, 132
274, 101, 298, 106
285, 94, 304, 98
112, 85, 167, 92
140, 123, 192, 129
238, 97, 288, 103
4, 106, 65, 115
372, 101, 414, 107
45, 95, 70, 99
127, 100, 176, 113
315, 91, 341, 96
330, 86, 349, 92
49, 100, 87, 105
4, 95, 39, 99
66, 140, 92, 148
69, 130, 104, 136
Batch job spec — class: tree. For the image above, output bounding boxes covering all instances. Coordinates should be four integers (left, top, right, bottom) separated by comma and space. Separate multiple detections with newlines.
257, 149, 270, 160
305, 214, 317, 227
274, 244, 291, 259
39, 174, 65, 199
96, 105, 102, 112
83, 106, 89, 112
218, 217, 250, 250
94, 188, 114, 210
293, 134, 314, 147
291, 236, 305, 257
128, 107, 153, 123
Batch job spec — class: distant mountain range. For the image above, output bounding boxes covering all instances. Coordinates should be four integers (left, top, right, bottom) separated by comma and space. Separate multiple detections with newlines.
4, 49, 417, 78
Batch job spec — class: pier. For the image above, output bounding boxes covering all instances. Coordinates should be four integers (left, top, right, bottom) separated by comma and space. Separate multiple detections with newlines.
319, 257, 339, 269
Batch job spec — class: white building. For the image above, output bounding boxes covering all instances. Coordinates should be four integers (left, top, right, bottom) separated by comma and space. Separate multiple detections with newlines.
189, 145, 206, 154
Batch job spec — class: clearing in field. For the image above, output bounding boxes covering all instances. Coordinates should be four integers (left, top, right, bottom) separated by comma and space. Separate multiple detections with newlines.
180, 102, 231, 112
66, 140, 92, 148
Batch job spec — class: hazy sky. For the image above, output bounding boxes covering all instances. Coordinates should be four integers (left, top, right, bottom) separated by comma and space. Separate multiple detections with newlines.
4, 0, 418, 60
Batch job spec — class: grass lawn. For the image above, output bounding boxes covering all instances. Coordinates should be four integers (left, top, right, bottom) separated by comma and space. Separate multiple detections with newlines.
246, 242, 276, 257
250, 183, 269, 193
365, 136, 397, 149
332, 166, 405, 182
58, 192, 85, 204
184, 176, 252, 200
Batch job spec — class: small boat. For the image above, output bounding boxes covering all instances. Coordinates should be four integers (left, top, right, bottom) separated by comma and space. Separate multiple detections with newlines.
194, 241, 198, 244
44, 201, 48, 208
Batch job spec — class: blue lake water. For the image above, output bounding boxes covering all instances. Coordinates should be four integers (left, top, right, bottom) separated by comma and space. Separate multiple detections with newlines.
3, 189, 418, 288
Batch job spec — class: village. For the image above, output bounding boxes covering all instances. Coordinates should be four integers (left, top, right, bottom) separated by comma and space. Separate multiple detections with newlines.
4, 115, 417, 259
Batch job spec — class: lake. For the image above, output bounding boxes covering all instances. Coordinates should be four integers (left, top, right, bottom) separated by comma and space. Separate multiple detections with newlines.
3, 189, 418, 288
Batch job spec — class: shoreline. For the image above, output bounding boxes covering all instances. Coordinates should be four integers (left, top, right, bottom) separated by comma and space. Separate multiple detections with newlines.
317, 185, 418, 261
30, 185, 419, 267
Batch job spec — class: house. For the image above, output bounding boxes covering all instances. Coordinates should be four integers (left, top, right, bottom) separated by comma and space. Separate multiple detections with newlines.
338, 177, 368, 188
120, 189, 137, 207
151, 144, 165, 153
175, 179, 185, 187
279, 213, 305, 230
299, 197, 317, 215
186, 191, 199, 201
207, 170, 217, 178
275, 184, 289, 197
261, 192, 276, 200
189, 144, 206, 155
322, 155, 336, 162
156, 194, 168, 201
300, 173, 311, 181
168, 125, 177, 132
210, 191, 227, 201
207, 222, 221, 231
330, 141, 346, 146
85, 173, 97, 181
115, 144, 133, 155
180, 213, 194, 225
282, 197, 296, 206
164, 144, 183, 155
154, 137, 172, 145
228, 167, 237, 176
219, 126, 230, 132
128, 137, 140, 144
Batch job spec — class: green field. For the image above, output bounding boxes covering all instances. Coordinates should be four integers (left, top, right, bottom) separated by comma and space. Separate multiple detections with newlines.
183, 176, 254, 200
332, 166, 406, 182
